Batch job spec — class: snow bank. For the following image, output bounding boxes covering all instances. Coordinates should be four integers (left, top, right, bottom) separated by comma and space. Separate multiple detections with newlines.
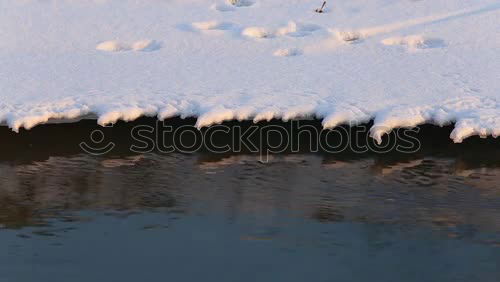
1, 0, 499, 143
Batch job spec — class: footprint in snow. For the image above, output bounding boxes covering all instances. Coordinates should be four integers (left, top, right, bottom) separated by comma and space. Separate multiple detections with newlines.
212, 0, 255, 11
96, 40, 130, 52
211, 3, 235, 12
191, 21, 234, 31
333, 30, 363, 43
242, 27, 273, 38
96, 40, 161, 52
242, 22, 321, 39
273, 48, 302, 57
381, 35, 445, 50
277, 21, 321, 37
228, 0, 255, 7
132, 39, 162, 52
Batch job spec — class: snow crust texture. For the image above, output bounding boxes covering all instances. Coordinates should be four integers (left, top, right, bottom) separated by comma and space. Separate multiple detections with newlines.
0, 0, 499, 143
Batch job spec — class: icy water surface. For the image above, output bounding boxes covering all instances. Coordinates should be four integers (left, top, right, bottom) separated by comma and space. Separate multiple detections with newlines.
0, 119, 499, 282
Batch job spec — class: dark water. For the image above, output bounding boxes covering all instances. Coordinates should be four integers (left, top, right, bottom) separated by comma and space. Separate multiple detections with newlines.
0, 119, 499, 282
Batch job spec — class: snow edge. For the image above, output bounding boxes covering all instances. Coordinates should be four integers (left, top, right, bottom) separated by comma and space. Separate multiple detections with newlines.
1, 100, 499, 144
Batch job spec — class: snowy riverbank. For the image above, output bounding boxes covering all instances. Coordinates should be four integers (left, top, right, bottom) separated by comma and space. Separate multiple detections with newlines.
1, 0, 499, 142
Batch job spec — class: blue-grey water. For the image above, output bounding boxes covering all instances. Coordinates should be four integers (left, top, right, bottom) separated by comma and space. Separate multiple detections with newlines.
0, 120, 499, 282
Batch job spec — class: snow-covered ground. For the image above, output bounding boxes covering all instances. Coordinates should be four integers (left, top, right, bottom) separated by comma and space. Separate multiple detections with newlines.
0, 0, 499, 142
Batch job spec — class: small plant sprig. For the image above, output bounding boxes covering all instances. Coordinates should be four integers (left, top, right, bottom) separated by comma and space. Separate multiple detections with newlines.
315, 1, 327, 13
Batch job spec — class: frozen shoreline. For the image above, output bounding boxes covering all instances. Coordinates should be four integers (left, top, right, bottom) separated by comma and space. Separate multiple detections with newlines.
1, 0, 499, 143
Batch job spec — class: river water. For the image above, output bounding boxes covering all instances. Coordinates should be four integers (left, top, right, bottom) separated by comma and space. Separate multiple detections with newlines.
0, 119, 499, 282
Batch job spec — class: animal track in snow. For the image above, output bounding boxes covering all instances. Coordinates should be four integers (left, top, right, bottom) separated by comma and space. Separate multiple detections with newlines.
242, 27, 273, 38
132, 39, 162, 52
273, 48, 302, 57
332, 30, 363, 43
96, 40, 161, 52
329, 4, 493, 45
381, 35, 445, 50
277, 21, 321, 37
330, 4, 494, 45
212, 0, 254, 11
211, 3, 236, 12
241, 21, 320, 39
228, 0, 255, 7
192, 21, 234, 31
96, 40, 131, 52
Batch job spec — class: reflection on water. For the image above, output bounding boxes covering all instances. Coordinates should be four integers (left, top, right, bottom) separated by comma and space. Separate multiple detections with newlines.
0, 119, 499, 282
1, 154, 500, 232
